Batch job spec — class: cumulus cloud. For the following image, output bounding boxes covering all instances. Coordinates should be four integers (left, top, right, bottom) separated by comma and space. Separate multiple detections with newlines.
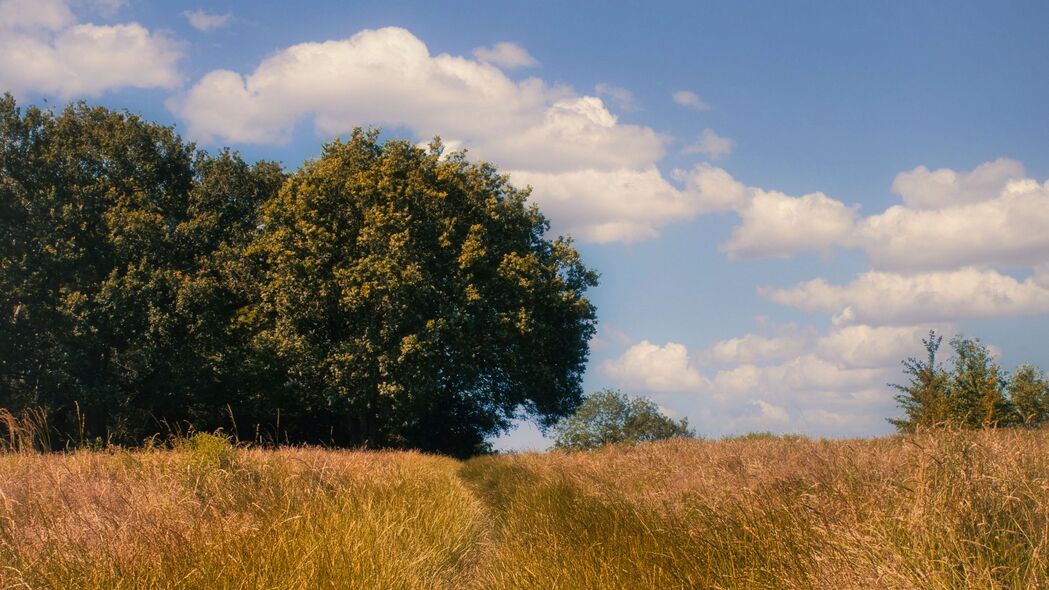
682, 128, 734, 159
763, 267, 1049, 325
700, 159, 1049, 273
0, 0, 181, 98
722, 190, 858, 259
703, 331, 812, 366
606, 324, 923, 437
672, 89, 709, 110
890, 158, 1025, 209
171, 27, 744, 243
603, 341, 707, 392
859, 177, 1049, 271
510, 166, 703, 243
815, 324, 953, 368
183, 9, 232, 32
671, 163, 752, 213
472, 41, 538, 69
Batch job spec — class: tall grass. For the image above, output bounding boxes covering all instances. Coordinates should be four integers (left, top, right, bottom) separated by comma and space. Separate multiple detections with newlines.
1, 427, 1047, 589
0, 434, 486, 589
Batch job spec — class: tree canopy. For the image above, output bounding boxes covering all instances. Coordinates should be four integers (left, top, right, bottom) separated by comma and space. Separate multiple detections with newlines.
0, 97, 598, 456
551, 389, 693, 451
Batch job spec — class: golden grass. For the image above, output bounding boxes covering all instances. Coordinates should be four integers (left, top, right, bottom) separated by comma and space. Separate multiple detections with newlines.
2, 429, 1048, 589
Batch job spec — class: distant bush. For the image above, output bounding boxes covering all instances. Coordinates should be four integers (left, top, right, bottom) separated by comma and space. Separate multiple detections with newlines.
551, 389, 693, 450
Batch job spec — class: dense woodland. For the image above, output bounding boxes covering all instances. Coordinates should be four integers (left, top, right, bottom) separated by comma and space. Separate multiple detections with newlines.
0, 96, 598, 456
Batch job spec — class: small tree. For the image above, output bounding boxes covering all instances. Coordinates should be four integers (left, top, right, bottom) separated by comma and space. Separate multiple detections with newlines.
948, 335, 1012, 427
1009, 364, 1049, 427
551, 389, 693, 451
889, 331, 951, 432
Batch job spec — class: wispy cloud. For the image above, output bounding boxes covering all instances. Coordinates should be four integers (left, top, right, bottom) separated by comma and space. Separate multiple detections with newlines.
672, 89, 709, 111
682, 128, 734, 159
183, 9, 232, 32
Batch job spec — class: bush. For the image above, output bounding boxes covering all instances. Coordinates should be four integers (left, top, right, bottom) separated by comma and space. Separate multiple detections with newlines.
551, 389, 693, 450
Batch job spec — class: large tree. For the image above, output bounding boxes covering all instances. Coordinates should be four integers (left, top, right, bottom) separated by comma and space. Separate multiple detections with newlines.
239, 131, 598, 455
1, 99, 597, 455
0, 96, 284, 444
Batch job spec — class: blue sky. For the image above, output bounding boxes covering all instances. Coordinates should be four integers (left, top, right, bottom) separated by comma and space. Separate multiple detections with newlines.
3, 0, 1048, 448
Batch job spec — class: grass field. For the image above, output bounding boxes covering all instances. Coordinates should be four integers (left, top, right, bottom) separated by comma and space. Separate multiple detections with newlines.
1, 429, 1048, 589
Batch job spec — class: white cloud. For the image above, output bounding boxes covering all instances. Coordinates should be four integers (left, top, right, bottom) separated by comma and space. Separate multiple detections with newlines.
859, 177, 1049, 271
472, 41, 538, 69
691, 160, 1049, 275
594, 83, 638, 111
672, 89, 709, 110
763, 267, 1049, 325
0, 0, 181, 98
0, 0, 73, 30
183, 9, 232, 32
890, 158, 1025, 209
171, 30, 664, 170
603, 340, 707, 392
704, 331, 812, 365
480, 96, 666, 173
609, 327, 912, 437
682, 128, 734, 159
815, 324, 952, 368
672, 163, 751, 213
510, 166, 700, 243
171, 27, 711, 243
721, 190, 858, 259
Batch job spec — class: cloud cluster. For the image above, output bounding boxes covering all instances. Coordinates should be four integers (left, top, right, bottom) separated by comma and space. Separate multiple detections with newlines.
169, 26, 740, 243
596, 157, 1048, 436
764, 267, 1049, 326
0, 0, 181, 98
604, 321, 944, 436
682, 159, 1049, 326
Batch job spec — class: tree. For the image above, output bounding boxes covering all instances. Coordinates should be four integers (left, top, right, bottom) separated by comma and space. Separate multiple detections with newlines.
889, 331, 952, 432
947, 335, 1012, 427
1009, 364, 1049, 427
551, 389, 693, 451
890, 331, 1043, 432
0, 96, 284, 445
238, 130, 598, 456
1, 99, 597, 456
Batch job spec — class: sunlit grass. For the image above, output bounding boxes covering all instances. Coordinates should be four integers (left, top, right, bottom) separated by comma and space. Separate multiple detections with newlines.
2, 428, 1048, 589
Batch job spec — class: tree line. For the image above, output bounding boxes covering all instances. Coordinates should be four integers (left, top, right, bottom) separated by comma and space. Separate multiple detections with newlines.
0, 97, 598, 457
891, 331, 1049, 431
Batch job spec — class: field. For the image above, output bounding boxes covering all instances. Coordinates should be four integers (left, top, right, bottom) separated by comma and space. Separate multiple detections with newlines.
1, 430, 1048, 589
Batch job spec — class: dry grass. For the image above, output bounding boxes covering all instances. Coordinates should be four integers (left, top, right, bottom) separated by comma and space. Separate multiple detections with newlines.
2, 429, 1048, 589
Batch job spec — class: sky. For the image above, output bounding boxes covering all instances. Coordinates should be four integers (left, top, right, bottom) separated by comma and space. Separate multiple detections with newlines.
3, 0, 1048, 449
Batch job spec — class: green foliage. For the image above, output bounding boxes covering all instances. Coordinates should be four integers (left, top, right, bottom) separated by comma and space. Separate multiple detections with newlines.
891, 331, 1043, 432
0, 96, 597, 456
0, 95, 284, 445
948, 335, 1012, 427
1009, 364, 1049, 427
889, 331, 952, 432
551, 389, 693, 450
239, 130, 597, 456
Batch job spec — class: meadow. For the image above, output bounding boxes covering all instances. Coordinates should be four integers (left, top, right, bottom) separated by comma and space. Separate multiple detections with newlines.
1, 428, 1048, 589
